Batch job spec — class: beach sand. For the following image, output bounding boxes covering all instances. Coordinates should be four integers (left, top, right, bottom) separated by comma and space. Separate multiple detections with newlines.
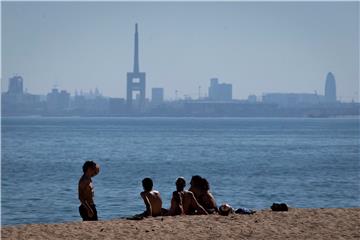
2, 208, 359, 240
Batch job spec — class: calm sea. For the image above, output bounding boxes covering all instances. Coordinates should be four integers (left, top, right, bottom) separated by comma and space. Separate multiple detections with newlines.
1, 117, 359, 225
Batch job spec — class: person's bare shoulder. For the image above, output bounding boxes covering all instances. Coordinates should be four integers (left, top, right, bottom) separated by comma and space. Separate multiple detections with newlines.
208, 191, 215, 197
79, 176, 90, 188
184, 190, 195, 197
152, 190, 160, 196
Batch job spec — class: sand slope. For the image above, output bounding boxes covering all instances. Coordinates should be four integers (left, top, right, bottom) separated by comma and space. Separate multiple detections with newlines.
2, 208, 360, 240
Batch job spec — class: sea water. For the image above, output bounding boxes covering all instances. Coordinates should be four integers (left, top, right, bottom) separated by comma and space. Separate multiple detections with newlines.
1, 117, 359, 225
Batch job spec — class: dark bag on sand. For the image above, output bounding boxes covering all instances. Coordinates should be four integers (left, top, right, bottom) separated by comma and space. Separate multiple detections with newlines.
271, 203, 288, 211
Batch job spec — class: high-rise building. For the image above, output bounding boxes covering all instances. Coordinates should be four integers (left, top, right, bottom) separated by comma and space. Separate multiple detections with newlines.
151, 88, 164, 105
126, 23, 146, 111
208, 78, 232, 101
325, 72, 336, 102
46, 88, 70, 113
2, 76, 43, 114
7, 75, 23, 95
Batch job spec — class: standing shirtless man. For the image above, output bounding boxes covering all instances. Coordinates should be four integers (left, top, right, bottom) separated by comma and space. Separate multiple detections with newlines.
78, 160, 100, 221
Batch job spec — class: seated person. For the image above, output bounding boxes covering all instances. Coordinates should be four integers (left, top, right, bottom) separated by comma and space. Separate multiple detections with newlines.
140, 178, 167, 217
169, 177, 208, 216
198, 178, 218, 214
189, 175, 218, 213
188, 175, 203, 200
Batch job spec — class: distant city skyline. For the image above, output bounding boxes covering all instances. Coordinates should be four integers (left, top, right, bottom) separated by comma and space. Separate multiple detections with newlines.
2, 2, 359, 101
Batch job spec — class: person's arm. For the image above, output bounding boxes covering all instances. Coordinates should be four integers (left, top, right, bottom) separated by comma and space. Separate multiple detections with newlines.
190, 192, 208, 215
169, 191, 184, 216
140, 192, 152, 217
78, 180, 94, 217
207, 192, 218, 212
168, 192, 177, 216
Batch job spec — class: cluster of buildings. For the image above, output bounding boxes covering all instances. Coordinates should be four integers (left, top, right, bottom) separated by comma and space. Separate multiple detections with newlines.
262, 72, 337, 107
1, 75, 234, 116
2, 24, 359, 117
1, 76, 43, 114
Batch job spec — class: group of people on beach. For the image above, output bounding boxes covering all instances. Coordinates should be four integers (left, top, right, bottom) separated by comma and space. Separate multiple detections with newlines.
78, 160, 221, 221
140, 175, 217, 218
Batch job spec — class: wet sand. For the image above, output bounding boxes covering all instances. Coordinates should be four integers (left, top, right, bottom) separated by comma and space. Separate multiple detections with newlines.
2, 208, 360, 240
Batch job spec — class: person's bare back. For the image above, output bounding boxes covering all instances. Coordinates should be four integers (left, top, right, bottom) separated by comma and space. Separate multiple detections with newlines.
140, 178, 166, 217
140, 190, 163, 217
183, 190, 208, 215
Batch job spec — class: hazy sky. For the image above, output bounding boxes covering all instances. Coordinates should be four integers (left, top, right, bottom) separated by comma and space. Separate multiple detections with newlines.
1, 1, 359, 101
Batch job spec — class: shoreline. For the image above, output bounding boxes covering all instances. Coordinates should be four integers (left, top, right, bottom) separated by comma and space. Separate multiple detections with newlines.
2, 208, 360, 240
2, 115, 360, 119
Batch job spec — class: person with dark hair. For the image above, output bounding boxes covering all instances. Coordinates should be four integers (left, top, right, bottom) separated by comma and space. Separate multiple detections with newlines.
189, 175, 218, 214
199, 178, 218, 214
188, 175, 203, 200
140, 178, 166, 217
169, 177, 208, 216
78, 160, 100, 221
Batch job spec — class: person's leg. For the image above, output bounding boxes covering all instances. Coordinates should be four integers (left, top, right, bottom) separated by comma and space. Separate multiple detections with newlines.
90, 204, 98, 221
79, 204, 89, 221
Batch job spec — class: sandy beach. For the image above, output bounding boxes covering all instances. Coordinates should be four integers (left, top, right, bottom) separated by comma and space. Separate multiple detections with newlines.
2, 208, 359, 240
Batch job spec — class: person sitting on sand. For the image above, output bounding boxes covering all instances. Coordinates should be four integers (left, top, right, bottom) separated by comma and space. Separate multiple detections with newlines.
188, 175, 203, 200
189, 176, 218, 213
78, 160, 100, 221
169, 177, 208, 216
140, 178, 168, 217
198, 178, 218, 213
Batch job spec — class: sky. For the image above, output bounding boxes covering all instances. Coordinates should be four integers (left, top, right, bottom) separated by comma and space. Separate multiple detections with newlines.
1, 1, 359, 101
